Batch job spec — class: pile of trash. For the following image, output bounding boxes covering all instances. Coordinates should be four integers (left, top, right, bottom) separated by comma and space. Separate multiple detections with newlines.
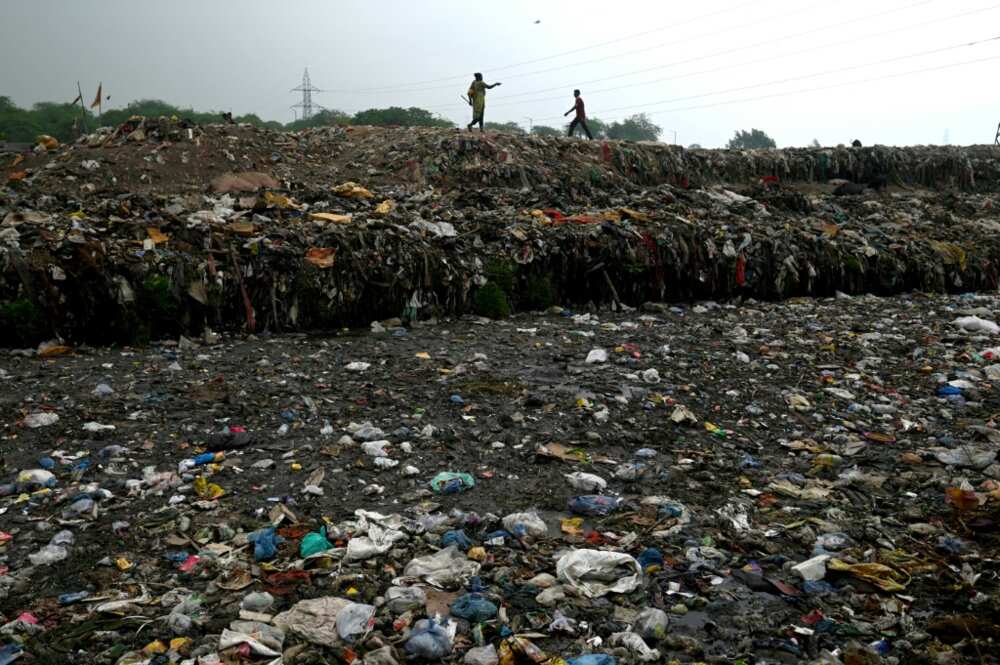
3, 123, 1000, 345
1, 291, 1000, 663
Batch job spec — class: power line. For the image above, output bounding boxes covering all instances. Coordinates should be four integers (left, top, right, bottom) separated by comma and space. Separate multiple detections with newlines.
334, 0, 939, 100
321, 0, 763, 94
450, 0, 993, 112
529, 34, 1000, 122
591, 54, 1000, 124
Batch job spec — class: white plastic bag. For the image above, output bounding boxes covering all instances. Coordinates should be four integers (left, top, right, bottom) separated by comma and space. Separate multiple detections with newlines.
556, 549, 641, 598
953, 316, 1000, 334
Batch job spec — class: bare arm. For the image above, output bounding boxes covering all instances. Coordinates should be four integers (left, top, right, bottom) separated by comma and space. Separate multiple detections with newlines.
486, 82, 502, 89
564, 106, 575, 116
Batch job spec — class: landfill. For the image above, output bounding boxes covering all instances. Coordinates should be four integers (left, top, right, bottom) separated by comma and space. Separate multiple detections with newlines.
3, 122, 1000, 344
0, 121, 999, 664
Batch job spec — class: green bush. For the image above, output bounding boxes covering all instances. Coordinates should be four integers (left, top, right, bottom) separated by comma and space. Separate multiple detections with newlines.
473, 282, 511, 319
522, 274, 556, 310
0, 299, 48, 346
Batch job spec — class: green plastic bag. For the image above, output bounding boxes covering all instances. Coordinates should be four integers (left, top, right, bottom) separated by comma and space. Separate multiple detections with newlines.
300, 527, 333, 557
429, 472, 475, 494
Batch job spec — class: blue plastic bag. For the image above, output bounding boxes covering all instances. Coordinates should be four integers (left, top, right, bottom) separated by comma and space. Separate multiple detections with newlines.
637, 547, 664, 572
405, 619, 453, 659
568, 656, 616, 665
248, 527, 284, 561
568, 495, 620, 516
441, 530, 473, 551
450, 593, 497, 623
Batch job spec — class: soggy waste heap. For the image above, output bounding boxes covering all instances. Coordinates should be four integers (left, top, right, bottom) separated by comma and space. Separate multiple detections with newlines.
3, 293, 1000, 664
2, 120, 1000, 344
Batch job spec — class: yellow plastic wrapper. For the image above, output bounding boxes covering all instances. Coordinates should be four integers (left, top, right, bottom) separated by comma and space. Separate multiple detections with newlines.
332, 182, 375, 199
310, 212, 353, 224
828, 558, 909, 592
194, 476, 225, 500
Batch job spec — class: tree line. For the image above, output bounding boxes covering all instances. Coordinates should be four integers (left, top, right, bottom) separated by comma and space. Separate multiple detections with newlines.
1, 97, 670, 144
3, 97, 790, 148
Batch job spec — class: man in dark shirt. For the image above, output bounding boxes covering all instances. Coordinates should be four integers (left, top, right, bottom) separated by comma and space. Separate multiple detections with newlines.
564, 89, 593, 139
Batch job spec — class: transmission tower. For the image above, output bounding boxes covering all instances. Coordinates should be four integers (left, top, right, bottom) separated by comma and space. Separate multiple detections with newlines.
291, 68, 325, 120
995, 122, 999, 146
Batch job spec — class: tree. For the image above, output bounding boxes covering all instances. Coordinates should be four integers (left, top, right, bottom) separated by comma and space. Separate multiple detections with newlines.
352, 106, 454, 128
531, 125, 562, 137
285, 109, 352, 131
606, 113, 662, 142
810, 139, 821, 148
235, 113, 284, 130
726, 129, 776, 150
688, 143, 703, 150
484, 121, 525, 134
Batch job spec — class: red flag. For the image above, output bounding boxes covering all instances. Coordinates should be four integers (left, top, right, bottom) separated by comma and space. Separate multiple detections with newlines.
90, 83, 102, 109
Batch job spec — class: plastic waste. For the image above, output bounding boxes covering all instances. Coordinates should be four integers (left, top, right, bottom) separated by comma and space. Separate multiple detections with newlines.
609, 632, 660, 662
586, 348, 608, 363
404, 546, 480, 588
300, 528, 334, 557
336, 602, 375, 642
502, 511, 548, 538
404, 618, 453, 659
24, 412, 59, 428
636, 548, 664, 573
634, 607, 669, 642
441, 529, 474, 550
429, 471, 475, 493
464, 644, 499, 665
385, 586, 426, 615
178, 451, 224, 473
568, 656, 616, 665
557, 549, 642, 598
17, 468, 56, 488
362, 440, 390, 457
450, 593, 498, 623
247, 527, 283, 561
568, 495, 620, 516
565, 471, 608, 492
241, 592, 275, 612
28, 544, 68, 566
58, 591, 90, 605
952, 316, 1000, 334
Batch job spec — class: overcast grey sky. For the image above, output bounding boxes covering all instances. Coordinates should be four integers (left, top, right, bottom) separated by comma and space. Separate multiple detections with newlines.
4, 0, 999, 147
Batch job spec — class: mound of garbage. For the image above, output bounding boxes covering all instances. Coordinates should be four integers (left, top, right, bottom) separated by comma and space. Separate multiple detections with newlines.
2, 121, 1000, 346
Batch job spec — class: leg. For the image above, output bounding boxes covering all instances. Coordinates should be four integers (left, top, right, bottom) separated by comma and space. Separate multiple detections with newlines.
568, 118, 578, 137
580, 118, 593, 140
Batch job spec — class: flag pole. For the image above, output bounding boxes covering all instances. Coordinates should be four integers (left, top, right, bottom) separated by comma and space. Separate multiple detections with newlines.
76, 81, 87, 134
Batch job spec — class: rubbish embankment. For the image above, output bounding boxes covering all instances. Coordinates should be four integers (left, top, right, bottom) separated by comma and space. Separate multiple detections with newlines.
3, 122, 1000, 345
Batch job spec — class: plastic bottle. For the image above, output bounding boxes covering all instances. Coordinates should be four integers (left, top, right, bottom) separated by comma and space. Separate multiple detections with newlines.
58, 591, 90, 605
178, 452, 224, 473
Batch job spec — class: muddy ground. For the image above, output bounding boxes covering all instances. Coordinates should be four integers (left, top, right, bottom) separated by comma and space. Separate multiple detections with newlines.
1, 293, 999, 663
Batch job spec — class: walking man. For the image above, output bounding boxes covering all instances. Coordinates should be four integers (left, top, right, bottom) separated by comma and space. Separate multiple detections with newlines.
565, 89, 593, 139
466, 73, 501, 132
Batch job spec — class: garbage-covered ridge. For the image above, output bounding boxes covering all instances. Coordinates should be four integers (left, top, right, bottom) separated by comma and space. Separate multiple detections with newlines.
1, 122, 1000, 664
